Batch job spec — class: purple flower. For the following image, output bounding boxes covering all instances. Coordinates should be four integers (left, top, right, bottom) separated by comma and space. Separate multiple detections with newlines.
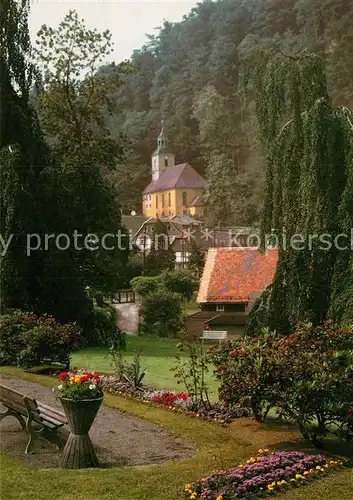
186, 450, 333, 499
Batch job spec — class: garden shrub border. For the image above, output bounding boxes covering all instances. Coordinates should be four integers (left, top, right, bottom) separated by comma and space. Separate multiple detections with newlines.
100, 376, 251, 424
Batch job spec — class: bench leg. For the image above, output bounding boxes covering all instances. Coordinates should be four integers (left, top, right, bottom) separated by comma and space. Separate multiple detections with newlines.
25, 416, 44, 454
0, 408, 26, 430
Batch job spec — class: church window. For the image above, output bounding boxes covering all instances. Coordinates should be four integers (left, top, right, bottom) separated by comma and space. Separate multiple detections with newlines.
182, 191, 187, 206
156, 195, 158, 209
168, 192, 171, 206
162, 193, 165, 208
164, 156, 168, 167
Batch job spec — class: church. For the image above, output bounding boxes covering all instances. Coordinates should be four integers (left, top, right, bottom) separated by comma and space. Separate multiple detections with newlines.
142, 123, 206, 218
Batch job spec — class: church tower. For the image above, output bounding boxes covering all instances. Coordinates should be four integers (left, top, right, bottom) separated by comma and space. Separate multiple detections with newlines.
151, 121, 175, 181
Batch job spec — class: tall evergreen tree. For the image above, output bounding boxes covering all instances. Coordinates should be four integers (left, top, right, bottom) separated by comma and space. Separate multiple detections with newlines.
0, 0, 54, 312
244, 50, 353, 333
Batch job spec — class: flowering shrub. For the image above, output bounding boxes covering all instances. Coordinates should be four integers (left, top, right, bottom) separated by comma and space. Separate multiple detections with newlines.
0, 309, 83, 368
209, 322, 353, 444
183, 449, 345, 499
207, 331, 280, 421
56, 369, 103, 400
274, 322, 353, 444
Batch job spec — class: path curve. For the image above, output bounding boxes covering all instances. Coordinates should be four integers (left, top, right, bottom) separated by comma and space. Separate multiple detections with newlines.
0, 374, 194, 469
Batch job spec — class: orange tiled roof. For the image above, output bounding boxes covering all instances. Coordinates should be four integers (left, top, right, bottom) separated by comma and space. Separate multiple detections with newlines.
197, 247, 278, 303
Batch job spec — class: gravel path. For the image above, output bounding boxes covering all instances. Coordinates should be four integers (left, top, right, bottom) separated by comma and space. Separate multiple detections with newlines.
0, 374, 194, 469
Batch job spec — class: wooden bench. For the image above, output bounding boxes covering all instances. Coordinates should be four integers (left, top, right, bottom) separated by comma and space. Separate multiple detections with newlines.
200, 330, 227, 346
0, 384, 68, 454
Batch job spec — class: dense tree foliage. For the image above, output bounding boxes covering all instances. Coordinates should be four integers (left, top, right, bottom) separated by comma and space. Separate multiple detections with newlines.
0, 2, 129, 323
245, 50, 353, 332
95, 0, 353, 224
144, 219, 175, 276
0, 0, 58, 314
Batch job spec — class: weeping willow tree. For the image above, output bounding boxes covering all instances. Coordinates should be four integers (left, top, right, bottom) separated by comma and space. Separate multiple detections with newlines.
244, 50, 353, 334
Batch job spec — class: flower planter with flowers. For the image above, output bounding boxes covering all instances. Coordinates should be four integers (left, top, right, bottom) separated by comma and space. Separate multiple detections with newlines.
56, 370, 103, 469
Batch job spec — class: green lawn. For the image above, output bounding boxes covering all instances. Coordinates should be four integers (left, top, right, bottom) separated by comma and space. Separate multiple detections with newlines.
71, 335, 219, 397
1, 367, 352, 500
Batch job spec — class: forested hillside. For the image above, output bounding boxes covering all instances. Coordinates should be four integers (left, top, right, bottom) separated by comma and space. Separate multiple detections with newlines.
78, 1, 353, 223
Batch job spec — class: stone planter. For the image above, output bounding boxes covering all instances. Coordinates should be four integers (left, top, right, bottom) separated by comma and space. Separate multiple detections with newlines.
59, 396, 103, 469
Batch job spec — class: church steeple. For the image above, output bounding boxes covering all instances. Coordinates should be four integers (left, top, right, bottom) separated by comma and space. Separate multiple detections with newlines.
157, 120, 168, 150
151, 120, 175, 181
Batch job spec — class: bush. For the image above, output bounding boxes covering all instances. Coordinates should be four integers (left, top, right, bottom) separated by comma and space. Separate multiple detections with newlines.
161, 269, 195, 301
274, 322, 353, 444
208, 330, 279, 421
141, 289, 184, 337
0, 309, 83, 369
209, 322, 353, 444
130, 275, 162, 297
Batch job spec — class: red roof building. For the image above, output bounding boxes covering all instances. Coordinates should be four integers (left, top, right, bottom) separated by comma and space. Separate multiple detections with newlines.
197, 247, 278, 312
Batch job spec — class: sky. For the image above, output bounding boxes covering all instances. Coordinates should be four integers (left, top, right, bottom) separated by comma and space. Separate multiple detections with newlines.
29, 0, 200, 64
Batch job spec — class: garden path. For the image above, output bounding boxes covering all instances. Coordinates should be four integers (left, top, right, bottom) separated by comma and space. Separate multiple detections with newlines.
113, 303, 139, 334
0, 374, 194, 469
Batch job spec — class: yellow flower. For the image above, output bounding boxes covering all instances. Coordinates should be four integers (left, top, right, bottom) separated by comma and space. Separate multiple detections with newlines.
295, 474, 304, 480
290, 479, 296, 483
303, 471, 310, 475
190, 494, 197, 500
267, 485, 274, 492
316, 466, 322, 470
216, 496, 223, 500
281, 480, 287, 485
184, 484, 192, 491
258, 448, 264, 454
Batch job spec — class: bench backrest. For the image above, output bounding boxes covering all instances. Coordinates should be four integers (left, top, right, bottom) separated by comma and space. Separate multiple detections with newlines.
202, 331, 227, 340
0, 384, 27, 415
0, 384, 67, 427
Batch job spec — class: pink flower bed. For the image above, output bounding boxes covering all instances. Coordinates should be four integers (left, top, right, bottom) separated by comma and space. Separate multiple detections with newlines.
184, 449, 346, 499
